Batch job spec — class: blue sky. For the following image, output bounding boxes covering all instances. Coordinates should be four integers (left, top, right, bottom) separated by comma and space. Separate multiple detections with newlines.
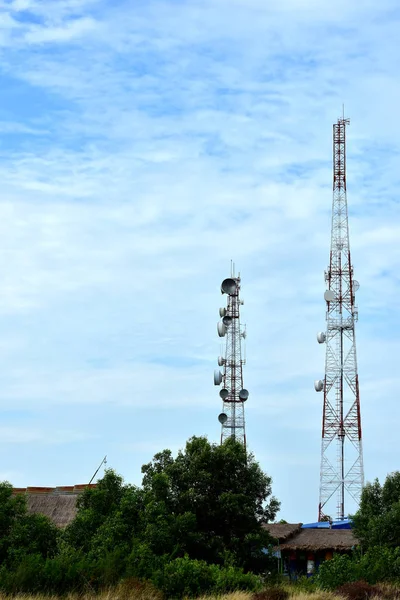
0, 0, 399, 523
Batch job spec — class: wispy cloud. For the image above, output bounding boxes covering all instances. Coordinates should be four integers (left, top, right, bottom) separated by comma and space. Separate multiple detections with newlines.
0, 0, 399, 519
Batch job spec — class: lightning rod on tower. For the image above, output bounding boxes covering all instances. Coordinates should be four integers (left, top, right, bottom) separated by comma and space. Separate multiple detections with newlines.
214, 266, 248, 448
314, 115, 364, 521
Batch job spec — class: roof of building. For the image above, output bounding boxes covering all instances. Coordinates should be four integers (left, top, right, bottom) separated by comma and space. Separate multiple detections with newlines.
13, 484, 97, 528
264, 523, 303, 542
27, 493, 79, 528
279, 528, 357, 551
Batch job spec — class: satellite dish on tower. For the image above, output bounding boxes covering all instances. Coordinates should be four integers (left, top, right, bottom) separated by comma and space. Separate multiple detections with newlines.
218, 356, 225, 366
217, 322, 226, 337
214, 370, 223, 385
220, 388, 229, 400
314, 379, 324, 392
221, 278, 237, 295
324, 290, 335, 302
353, 280, 360, 292
317, 332, 326, 344
239, 389, 249, 401
222, 315, 232, 326
218, 413, 228, 424
219, 307, 227, 317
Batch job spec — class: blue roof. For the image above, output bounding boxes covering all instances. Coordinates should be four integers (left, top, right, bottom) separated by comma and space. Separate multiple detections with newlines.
302, 521, 330, 529
302, 519, 352, 530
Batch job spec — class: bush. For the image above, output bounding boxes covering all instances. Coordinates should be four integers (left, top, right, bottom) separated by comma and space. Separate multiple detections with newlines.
253, 585, 290, 600
317, 554, 359, 590
292, 575, 317, 593
358, 547, 400, 584
0, 553, 45, 593
215, 565, 262, 593
336, 581, 380, 600
152, 555, 262, 598
152, 556, 216, 597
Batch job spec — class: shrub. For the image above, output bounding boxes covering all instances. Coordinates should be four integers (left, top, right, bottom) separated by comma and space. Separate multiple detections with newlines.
253, 585, 290, 600
317, 555, 359, 590
0, 553, 45, 593
336, 581, 380, 600
358, 547, 400, 584
292, 575, 318, 593
215, 565, 262, 593
152, 555, 262, 598
152, 556, 216, 597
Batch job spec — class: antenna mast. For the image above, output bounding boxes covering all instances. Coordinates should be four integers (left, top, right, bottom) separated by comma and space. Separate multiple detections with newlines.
89, 455, 107, 485
314, 116, 364, 521
214, 270, 248, 448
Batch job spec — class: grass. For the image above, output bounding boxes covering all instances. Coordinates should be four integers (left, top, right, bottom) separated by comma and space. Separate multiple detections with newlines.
0, 588, 340, 600
0, 588, 399, 600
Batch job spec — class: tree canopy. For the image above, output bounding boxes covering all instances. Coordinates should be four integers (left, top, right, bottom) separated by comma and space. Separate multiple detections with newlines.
352, 471, 400, 549
0, 436, 280, 596
66, 436, 279, 575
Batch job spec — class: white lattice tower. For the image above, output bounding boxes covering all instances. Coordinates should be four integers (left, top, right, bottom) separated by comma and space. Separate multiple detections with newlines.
314, 116, 364, 521
214, 270, 248, 448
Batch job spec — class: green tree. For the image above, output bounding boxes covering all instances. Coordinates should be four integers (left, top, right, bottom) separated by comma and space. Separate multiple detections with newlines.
140, 436, 280, 571
0, 437, 280, 594
0, 482, 58, 569
66, 437, 279, 576
352, 471, 400, 549
0, 483, 26, 562
64, 469, 143, 555
6, 513, 59, 565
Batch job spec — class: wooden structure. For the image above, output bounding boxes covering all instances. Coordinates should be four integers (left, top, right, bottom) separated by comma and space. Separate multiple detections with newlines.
264, 522, 357, 578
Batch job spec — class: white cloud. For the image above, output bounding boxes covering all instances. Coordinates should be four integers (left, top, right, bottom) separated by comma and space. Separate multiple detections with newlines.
0, 0, 398, 520
0, 426, 95, 444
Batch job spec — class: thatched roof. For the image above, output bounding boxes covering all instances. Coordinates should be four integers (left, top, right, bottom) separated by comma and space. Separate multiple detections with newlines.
279, 528, 357, 551
13, 484, 97, 528
27, 493, 79, 528
264, 523, 303, 542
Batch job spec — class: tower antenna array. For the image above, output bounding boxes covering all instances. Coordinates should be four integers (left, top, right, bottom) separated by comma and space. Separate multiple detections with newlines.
314, 116, 364, 521
214, 268, 249, 447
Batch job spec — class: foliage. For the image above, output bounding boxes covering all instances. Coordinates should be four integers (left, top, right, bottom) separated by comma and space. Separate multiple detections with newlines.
140, 436, 280, 571
64, 470, 143, 555
317, 547, 400, 590
152, 555, 262, 598
0, 482, 27, 563
253, 585, 290, 600
357, 547, 400, 584
317, 554, 359, 590
352, 472, 400, 549
6, 513, 59, 565
292, 575, 318, 593
335, 581, 380, 600
0, 437, 280, 596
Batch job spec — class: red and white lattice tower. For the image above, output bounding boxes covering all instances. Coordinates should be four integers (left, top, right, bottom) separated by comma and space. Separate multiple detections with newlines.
314, 116, 364, 521
214, 268, 248, 448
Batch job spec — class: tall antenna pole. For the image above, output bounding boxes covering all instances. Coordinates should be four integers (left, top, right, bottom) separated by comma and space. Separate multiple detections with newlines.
88, 455, 107, 485
214, 269, 248, 448
314, 116, 364, 521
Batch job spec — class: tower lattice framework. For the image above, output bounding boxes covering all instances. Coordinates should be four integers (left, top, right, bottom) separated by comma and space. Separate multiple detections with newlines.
314, 117, 364, 521
214, 271, 248, 448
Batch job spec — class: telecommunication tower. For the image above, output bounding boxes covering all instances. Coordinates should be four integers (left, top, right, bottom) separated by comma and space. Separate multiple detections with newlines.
214, 268, 249, 448
314, 116, 364, 521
